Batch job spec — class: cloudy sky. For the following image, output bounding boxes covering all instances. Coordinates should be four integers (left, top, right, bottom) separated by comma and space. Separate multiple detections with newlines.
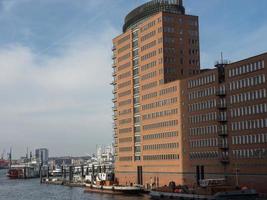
0, 0, 266, 158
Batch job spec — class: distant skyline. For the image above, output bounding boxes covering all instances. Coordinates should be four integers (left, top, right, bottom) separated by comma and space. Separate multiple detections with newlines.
0, 0, 267, 158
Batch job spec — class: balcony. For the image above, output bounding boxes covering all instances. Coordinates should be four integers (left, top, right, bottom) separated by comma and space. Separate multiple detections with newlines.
112, 53, 117, 60
113, 115, 117, 120
112, 46, 116, 51
112, 89, 117, 94
113, 106, 117, 111
218, 143, 229, 150
217, 103, 227, 110
112, 98, 117, 103
216, 90, 226, 97
218, 130, 228, 136
220, 156, 230, 164
217, 116, 227, 123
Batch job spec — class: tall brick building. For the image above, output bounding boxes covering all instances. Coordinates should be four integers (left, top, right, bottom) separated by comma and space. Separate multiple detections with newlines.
112, 0, 267, 193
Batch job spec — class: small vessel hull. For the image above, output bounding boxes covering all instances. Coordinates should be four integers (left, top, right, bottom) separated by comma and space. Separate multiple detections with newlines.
84, 184, 144, 195
149, 189, 259, 200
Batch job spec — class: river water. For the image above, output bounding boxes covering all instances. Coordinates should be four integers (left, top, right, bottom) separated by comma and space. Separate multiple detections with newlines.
0, 170, 149, 200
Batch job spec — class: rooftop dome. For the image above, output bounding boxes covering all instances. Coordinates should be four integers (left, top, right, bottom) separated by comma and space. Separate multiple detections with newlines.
123, 0, 185, 32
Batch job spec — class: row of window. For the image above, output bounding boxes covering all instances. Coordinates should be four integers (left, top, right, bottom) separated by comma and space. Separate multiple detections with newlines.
141, 30, 156, 42
143, 154, 179, 161
143, 131, 178, 140
118, 99, 131, 107
143, 143, 178, 151
190, 138, 218, 148
232, 133, 267, 145
142, 108, 178, 120
118, 62, 131, 71
141, 50, 157, 61
117, 34, 130, 45
230, 89, 266, 104
141, 40, 157, 52
141, 71, 157, 81
141, 60, 157, 71
140, 20, 156, 33
228, 60, 264, 78
164, 26, 175, 33
164, 47, 175, 54
164, 66, 177, 74
189, 151, 219, 160
119, 118, 132, 125
164, 37, 176, 44
119, 127, 132, 134
189, 48, 199, 55
143, 120, 178, 131
189, 112, 217, 124
118, 80, 131, 89
118, 71, 131, 80
142, 97, 178, 110
118, 43, 130, 54
232, 148, 267, 159
231, 118, 267, 131
189, 125, 218, 136
118, 53, 130, 62
119, 108, 131, 116
188, 30, 198, 37
119, 156, 132, 161
188, 99, 216, 112
188, 74, 216, 88
141, 81, 158, 91
119, 137, 132, 143
229, 74, 266, 91
119, 147, 132, 152
159, 86, 177, 96
188, 87, 216, 100
230, 103, 267, 118
118, 90, 131, 98
142, 92, 157, 100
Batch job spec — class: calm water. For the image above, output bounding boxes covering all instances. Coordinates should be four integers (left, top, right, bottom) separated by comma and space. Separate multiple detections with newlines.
0, 170, 149, 200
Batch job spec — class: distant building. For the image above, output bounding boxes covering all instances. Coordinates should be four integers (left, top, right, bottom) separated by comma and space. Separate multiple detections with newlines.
35, 148, 49, 164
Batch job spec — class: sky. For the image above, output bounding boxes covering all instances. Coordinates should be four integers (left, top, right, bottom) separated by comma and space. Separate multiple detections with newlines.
0, 0, 267, 158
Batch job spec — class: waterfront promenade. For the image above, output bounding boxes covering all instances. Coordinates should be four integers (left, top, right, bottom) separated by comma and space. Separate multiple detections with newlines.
0, 170, 148, 200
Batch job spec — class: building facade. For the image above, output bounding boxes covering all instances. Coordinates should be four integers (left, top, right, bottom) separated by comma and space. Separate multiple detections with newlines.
112, 0, 267, 193
35, 148, 49, 165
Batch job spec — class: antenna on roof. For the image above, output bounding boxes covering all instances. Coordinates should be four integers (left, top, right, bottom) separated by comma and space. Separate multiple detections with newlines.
220, 52, 224, 64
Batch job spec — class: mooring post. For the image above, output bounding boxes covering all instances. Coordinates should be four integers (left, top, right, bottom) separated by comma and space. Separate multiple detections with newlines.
47, 166, 49, 179
81, 165, 84, 179
69, 166, 73, 183
40, 166, 43, 184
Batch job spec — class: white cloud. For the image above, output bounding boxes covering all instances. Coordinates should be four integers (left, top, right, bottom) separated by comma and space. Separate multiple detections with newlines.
0, 26, 119, 158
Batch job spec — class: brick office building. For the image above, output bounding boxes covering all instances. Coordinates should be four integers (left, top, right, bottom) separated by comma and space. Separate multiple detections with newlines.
111, 0, 267, 192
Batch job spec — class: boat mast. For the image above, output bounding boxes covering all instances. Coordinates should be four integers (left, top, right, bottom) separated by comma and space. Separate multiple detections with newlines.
9, 148, 12, 169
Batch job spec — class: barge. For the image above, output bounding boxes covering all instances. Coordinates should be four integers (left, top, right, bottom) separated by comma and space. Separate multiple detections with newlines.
84, 183, 144, 195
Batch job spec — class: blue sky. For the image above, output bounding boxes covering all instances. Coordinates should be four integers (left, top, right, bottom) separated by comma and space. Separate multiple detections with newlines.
0, 0, 266, 158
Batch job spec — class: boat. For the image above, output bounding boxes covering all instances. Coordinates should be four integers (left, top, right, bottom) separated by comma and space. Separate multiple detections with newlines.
7, 168, 23, 179
84, 183, 144, 195
7, 161, 40, 179
150, 189, 259, 200
0, 159, 9, 170
149, 179, 260, 200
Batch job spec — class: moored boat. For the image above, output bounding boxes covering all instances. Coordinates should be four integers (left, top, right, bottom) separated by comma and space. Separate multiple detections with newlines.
84, 183, 144, 195
150, 189, 259, 200
0, 159, 9, 170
